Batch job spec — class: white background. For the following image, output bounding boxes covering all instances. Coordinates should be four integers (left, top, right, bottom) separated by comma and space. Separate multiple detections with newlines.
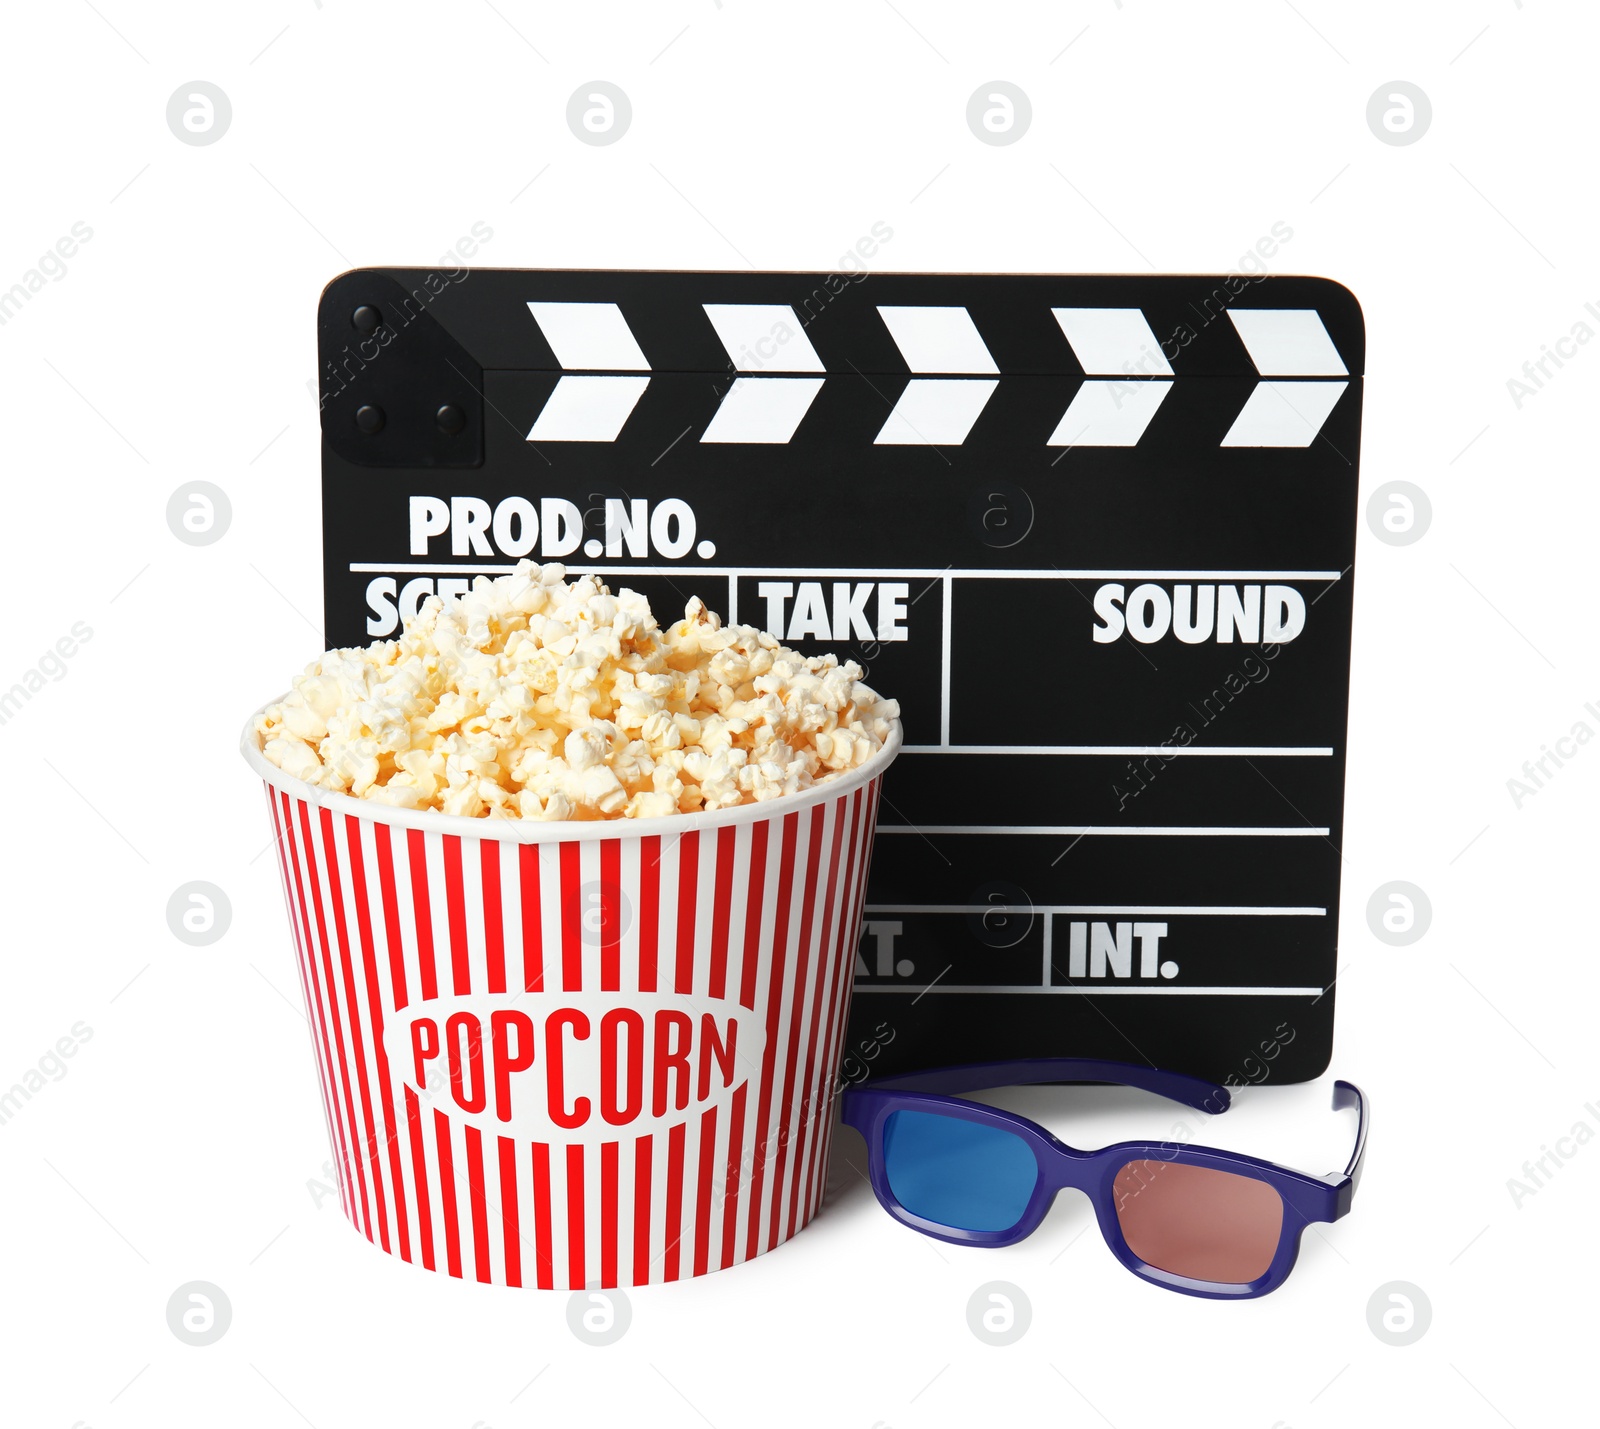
2, 2, 1595, 1426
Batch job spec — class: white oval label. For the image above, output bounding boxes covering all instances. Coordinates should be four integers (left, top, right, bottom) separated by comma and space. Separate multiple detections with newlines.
385, 992, 762, 1144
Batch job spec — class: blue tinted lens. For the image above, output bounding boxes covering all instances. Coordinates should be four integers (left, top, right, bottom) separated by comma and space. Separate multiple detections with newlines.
881, 1109, 1039, 1232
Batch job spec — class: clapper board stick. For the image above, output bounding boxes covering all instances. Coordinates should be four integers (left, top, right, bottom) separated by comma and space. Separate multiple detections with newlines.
318, 269, 1363, 1084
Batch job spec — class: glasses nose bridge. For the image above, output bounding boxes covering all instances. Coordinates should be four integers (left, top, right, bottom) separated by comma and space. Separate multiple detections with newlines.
1039, 1139, 1101, 1195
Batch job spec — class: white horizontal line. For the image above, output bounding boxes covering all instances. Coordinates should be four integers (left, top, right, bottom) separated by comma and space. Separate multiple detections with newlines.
874, 825, 1331, 837
852, 984, 1327, 997
864, 904, 1326, 917
348, 563, 1345, 581
352, 563, 517, 575
901, 744, 1334, 757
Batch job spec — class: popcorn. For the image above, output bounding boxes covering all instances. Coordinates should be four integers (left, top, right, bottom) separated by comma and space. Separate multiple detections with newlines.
255, 562, 899, 821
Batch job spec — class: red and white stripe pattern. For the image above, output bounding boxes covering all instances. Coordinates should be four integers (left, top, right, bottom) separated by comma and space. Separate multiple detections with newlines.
262, 776, 884, 1288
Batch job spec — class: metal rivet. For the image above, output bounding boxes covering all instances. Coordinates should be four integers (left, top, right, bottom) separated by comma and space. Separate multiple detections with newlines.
355, 404, 385, 434
436, 404, 466, 436
351, 305, 382, 334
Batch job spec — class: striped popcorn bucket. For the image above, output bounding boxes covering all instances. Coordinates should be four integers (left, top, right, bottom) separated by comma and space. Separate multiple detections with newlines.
243, 710, 900, 1288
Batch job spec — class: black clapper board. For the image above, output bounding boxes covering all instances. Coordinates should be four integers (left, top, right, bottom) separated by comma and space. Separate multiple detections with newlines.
317, 269, 1363, 1085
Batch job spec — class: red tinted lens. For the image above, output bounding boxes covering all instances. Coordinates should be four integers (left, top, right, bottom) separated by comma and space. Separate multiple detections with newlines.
1113, 1160, 1284, 1284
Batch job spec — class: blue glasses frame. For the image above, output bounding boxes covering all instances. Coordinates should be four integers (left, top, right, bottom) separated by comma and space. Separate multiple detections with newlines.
840, 1058, 1368, 1300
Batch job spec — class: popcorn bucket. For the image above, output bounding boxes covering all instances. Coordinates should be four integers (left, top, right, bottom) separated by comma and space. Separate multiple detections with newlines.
243, 711, 900, 1288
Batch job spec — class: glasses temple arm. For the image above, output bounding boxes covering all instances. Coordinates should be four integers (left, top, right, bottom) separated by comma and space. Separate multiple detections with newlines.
1331, 1080, 1368, 1195
863, 1057, 1232, 1114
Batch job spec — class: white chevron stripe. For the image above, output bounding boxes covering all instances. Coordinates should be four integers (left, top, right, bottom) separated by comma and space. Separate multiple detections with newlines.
525, 301, 650, 370
875, 379, 997, 445
1049, 380, 1171, 446
1053, 307, 1173, 377
526, 375, 649, 442
1227, 309, 1347, 376
1221, 380, 1347, 447
700, 377, 825, 443
702, 304, 825, 372
875, 305, 998, 373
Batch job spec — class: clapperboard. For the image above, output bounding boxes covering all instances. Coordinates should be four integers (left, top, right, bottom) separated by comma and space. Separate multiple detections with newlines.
317, 268, 1363, 1085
